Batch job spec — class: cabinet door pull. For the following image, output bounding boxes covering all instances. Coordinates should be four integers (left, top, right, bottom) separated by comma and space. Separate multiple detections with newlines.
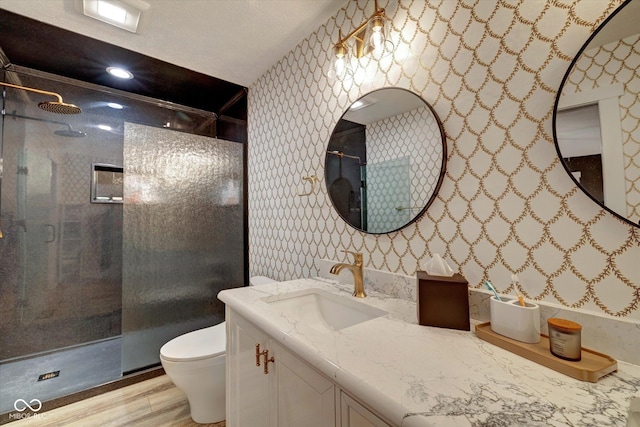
255, 344, 262, 367
262, 350, 274, 374
255, 343, 275, 374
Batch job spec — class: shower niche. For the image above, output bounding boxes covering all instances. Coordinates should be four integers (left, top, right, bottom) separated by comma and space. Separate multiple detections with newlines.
91, 163, 124, 204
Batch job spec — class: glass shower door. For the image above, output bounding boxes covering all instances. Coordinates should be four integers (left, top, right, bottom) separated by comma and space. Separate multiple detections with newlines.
365, 156, 411, 233
0, 72, 124, 364
16, 148, 57, 325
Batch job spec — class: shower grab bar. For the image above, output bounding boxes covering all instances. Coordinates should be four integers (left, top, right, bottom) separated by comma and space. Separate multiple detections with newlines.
396, 206, 422, 211
326, 150, 363, 164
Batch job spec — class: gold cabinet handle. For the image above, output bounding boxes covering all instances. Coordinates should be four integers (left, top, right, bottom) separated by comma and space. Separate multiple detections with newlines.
255, 343, 275, 374
255, 344, 262, 367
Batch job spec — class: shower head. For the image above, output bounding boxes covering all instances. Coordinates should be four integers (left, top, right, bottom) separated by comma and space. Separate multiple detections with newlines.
5, 110, 86, 138
1, 81, 82, 114
54, 126, 86, 138
38, 101, 82, 115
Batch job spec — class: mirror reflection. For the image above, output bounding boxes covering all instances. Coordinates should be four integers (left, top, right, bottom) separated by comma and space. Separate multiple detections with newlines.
325, 88, 446, 234
555, 0, 640, 227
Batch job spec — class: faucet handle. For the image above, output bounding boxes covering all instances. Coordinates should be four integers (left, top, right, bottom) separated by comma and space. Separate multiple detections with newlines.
341, 250, 363, 265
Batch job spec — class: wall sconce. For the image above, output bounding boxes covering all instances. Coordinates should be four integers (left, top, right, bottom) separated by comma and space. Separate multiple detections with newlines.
329, 0, 394, 80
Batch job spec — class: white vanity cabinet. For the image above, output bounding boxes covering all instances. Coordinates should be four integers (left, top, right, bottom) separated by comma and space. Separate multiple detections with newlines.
226, 309, 392, 427
340, 392, 390, 427
227, 310, 272, 426
227, 309, 336, 427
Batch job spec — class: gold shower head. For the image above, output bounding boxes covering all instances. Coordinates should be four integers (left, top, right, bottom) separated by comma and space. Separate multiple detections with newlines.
38, 100, 82, 115
1, 81, 82, 114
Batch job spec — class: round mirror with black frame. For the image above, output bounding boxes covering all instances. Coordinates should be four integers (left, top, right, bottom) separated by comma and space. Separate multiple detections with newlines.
553, 0, 640, 227
325, 87, 446, 234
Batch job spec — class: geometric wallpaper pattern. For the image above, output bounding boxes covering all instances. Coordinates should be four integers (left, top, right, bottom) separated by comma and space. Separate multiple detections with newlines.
563, 32, 640, 224
248, 0, 640, 319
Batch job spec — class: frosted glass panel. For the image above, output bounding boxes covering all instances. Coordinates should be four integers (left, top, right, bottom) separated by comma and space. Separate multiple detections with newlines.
122, 123, 244, 372
366, 157, 411, 233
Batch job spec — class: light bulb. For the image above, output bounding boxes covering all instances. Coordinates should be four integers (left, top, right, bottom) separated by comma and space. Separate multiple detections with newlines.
365, 14, 393, 59
328, 40, 352, 81
335, 57, 346, 75
370, 30, 384, 52
106, 66, 134, 79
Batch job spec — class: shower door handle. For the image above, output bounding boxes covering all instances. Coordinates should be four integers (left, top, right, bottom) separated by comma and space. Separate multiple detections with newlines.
44, 224, 56, 243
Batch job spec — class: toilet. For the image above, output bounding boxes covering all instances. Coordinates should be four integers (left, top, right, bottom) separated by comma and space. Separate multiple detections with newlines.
160, 276, 276, 423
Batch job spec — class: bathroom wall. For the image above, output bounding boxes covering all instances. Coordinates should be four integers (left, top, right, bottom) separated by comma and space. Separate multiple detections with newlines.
248, 0, 640, 320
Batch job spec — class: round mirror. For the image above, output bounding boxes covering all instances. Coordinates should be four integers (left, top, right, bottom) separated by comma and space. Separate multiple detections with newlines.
554, 0, 640, 227
325, 88, 446, 234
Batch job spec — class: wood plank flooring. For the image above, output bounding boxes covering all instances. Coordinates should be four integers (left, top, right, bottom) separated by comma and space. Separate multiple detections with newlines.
8, 375, 225, 427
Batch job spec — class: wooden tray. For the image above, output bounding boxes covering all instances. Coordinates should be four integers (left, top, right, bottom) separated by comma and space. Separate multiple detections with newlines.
475, 322, 617, 382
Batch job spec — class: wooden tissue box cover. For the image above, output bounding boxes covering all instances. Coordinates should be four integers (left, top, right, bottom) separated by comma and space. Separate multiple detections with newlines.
417, 271, 470, 331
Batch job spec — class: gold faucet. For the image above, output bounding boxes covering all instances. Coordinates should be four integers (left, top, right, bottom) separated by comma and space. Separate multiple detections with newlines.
330, 250, 365, 298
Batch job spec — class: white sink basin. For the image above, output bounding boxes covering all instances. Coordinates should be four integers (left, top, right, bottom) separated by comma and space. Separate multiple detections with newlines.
263, 288, 387, 331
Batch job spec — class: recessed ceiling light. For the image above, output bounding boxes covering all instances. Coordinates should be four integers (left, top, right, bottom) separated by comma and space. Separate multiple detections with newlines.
350, 100, 365, 110
107, 102, 124, 109
350, 97, 376, 111
97, 1, 127, 23
106, 67, 134, 79
82, 0, 149, 33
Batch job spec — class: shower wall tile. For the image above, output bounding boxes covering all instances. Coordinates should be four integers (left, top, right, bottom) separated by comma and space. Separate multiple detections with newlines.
248, 0, 640, 320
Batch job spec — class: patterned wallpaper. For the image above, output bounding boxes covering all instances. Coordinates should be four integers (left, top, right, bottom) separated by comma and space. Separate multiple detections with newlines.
562, 32, 640, 224
248, 0, 640, 319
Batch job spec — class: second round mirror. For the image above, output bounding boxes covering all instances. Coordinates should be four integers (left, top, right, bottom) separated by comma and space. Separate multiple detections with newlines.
325, 88, 446, 234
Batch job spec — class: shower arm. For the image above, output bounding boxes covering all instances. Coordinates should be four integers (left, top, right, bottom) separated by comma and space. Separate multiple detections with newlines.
1, 81, 64, 104
4, 110, 71, 130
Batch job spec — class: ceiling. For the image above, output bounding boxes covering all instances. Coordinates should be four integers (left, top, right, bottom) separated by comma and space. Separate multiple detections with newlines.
0, 0, 345, 87
590, 0, 640, 48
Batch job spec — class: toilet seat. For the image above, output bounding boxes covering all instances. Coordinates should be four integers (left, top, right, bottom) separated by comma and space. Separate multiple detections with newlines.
250, 275, 276, 286
160, 323, 226, 362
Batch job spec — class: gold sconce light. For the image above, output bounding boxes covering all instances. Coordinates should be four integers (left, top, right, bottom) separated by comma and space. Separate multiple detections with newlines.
330, 0, 394, 80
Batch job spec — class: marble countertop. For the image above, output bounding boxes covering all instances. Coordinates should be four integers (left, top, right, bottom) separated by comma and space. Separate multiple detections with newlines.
217, 278, 640, 427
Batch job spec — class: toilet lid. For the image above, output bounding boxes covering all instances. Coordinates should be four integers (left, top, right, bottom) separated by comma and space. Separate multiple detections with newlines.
160, 322, 226, 362
250, 276, 276, 286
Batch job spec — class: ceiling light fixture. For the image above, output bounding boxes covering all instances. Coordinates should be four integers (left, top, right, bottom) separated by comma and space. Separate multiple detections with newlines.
82, 0, 149, 33
106, 66, 134, 79
349, 98, 375, 111
329, 0, 394, 81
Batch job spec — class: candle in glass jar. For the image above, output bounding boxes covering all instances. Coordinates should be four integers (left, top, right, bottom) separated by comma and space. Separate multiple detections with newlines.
547, 318, 582, 361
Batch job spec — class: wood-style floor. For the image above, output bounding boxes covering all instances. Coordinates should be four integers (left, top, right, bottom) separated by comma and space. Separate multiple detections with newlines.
9, 375, 225, 427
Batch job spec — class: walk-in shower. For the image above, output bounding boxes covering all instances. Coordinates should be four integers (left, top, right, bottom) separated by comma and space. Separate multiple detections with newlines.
0, 66, 246, 416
